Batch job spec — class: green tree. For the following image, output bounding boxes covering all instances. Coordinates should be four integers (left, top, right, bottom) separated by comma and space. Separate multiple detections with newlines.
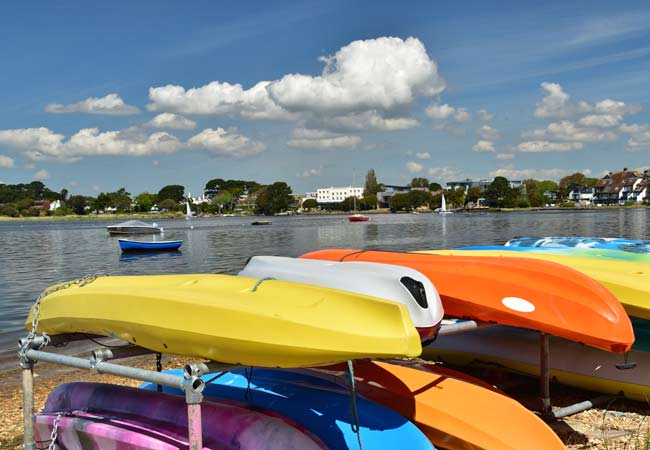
212, 191, 233, 213
410, 177, 430, 188
428, 182, 443, 191
134, 192, 154, 212
302, 199, 318, 210
388, 190, 432, 212
67, 195, 87, 215
158, 185, 185, 203
485, 177, 517, 208
94, 192, 112, 212
53, 206, 74, 216
60, 188, 69, 201
360, 194, 377, 210
466, 186, 481, 204
445, 189, 465, 208
363, 169, 379, 196
255, 182, 293, 215
524, 179, 558, 207
0, 204, 19, 217
159, 198, 179, 211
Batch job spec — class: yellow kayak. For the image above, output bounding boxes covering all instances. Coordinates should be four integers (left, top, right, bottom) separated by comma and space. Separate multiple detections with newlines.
416, 249, 650, 320
26, 274, 421, 367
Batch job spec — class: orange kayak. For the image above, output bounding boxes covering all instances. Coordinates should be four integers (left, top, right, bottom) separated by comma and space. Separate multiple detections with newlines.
300, 249, 634, 353
298, 360, 566, 450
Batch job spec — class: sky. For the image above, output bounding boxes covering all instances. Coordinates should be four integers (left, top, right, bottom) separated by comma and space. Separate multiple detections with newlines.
1, 0, 650, 196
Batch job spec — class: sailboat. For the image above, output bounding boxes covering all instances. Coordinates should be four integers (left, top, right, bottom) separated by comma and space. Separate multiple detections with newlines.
348, 175, 369, 222
439, 193, 453, 215
185, 193, 193, 220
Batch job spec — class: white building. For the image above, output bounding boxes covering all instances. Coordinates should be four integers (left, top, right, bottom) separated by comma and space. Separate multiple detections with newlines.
568, 187, 594, 206
49, 199, 62, 211
301, 192, 317, 205
316, 186, 363, 204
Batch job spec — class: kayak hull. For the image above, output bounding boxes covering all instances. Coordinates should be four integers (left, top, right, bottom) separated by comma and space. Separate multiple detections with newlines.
142, 368, 435, 450
37, 382, 326, 450
301, 249, 634, 353
297, 359, 565, 450
26, 274, 421, 367
425, 248, 650, 320
119, 239, 182, 252
423, 326, 650, 403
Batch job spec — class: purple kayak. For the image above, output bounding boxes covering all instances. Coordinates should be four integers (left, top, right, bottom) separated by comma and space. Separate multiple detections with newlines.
36, 382, 327, 450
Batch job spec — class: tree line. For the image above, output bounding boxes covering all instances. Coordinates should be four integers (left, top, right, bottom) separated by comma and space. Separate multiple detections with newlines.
0, 179, 294, 217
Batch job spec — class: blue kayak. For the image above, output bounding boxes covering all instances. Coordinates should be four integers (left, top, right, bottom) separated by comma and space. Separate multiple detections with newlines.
118, 239, 182, 252
142, 368, 435, 450
505, 236, 650, 254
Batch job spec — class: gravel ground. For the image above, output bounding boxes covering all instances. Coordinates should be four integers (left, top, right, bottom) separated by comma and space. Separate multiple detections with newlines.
0, 356, 647, 450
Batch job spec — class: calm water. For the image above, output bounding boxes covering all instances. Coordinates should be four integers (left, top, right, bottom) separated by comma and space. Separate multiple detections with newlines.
1, 209, 648, 350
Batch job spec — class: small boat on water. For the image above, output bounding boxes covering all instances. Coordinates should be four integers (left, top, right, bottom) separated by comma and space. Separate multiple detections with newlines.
438, 194, 452, 215
348, 213, 369, 222
251, 220, 272, 225
118, 239, 182, 252
107, 220, 162, 235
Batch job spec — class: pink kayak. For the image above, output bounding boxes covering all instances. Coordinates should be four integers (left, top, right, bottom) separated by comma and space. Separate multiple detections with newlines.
36, 382, 327, 450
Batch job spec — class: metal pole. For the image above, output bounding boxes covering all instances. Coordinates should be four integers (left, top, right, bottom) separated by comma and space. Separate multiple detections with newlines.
539, 332, 552, 415
552, 395, 616, 418
186, 389, 204, 450
437, 320, 496, 336
21, 361, 35, 450
25, 349, 202, 392
91, 346, 155, 362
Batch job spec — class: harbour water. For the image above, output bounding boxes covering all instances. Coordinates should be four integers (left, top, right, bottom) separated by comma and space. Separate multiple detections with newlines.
1, 209, 648, 352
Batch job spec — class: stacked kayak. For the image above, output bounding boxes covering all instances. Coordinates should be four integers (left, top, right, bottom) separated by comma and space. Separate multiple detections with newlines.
142, 368, 436, 450
37, 382, 327, 450
300, 249, 634, 353
425, 248, 650, 320
26, 274, 421, 367
506, 236, 650, 254
239, 256, 444, 341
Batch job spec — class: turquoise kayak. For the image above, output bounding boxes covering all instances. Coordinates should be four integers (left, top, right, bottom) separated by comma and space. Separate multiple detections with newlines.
505, 236, 650, 254
458, 245, 650, 263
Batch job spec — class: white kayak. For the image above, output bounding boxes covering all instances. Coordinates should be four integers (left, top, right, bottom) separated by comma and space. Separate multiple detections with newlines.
240, 256, 443, 341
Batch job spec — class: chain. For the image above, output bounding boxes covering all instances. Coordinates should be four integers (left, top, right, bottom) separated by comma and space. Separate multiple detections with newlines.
19, 274, 105, 361
47, 412, 64, 450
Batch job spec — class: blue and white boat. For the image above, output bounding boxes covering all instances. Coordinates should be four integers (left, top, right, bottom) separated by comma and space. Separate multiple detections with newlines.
118, 239, 182, 252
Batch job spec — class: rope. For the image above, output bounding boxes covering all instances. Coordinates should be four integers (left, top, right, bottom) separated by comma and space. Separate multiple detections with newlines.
251, 277, 275, 292
244, 367, 254, 401
345, 360, 363, 450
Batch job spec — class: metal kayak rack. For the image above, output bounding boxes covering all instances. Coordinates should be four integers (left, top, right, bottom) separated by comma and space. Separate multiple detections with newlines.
18, 333, 208, 450
438, 320, 627, 419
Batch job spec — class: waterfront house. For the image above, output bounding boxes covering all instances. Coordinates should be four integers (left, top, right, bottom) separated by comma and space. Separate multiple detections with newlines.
376, 185, 411, 208
629, 170, 649, 203
568, 187, 594, 206
593, 169, 643, 205
447, 178, 522, 192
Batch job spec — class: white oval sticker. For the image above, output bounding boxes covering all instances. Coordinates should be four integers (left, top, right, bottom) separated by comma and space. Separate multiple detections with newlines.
502, 297, 535, 313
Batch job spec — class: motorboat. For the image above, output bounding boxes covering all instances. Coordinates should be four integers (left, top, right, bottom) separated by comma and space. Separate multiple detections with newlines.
107, 220, 162, 235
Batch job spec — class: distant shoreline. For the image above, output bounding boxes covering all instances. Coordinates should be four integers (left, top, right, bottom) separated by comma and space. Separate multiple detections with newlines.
0, 204, 646, 222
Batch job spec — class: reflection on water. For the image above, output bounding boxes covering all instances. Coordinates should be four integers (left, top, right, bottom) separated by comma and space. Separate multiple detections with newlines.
0, 209, 648, 348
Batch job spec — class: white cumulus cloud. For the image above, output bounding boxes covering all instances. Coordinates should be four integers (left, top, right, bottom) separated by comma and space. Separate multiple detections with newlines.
521, 121, 617, 142
425, 103, 455, 119
427, 166, 462, 181
148, 37, 444, 132
406, 161, 423, 173
187, 128, 265, 157
415, 152, 431, 160
478, 109, 494, 121
477, 125, 500, 140
626, 131, 650, 150
0, 154, 15, 168
620, 123, 650, 133
33, 169, 49, 180
287, 128, 361, 150
496, 153, 515, 160
578, 114, 622, 128
490, 166, 577, 180
46, 94, 140, 115
535, 82, 572, 119
298, 168, 322, 177
145, 113, 197, 130
517, 141, 584, 152
472, 140, 496, 152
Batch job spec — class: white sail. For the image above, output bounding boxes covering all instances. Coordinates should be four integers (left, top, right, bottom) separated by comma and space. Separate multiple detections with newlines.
441, 194, 447, 212
185, 193, 193, 219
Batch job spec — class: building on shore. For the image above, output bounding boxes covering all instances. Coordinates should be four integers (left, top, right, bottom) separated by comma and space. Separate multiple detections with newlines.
593, 169, 649, 205
376, 185, 411, 208
446, 179, 522, 191
568, 187, 595, 206
316, 186, 363, 204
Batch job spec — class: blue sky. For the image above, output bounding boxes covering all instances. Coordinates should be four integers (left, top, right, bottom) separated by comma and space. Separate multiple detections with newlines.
1, 0, 649, 196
